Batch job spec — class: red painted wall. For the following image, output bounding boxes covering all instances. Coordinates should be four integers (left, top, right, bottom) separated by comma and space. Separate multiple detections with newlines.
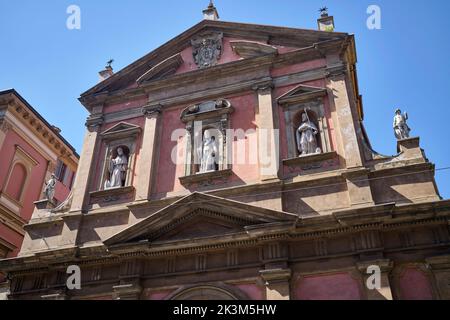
234, 283, 265, 300
294, 273, 363, 300
153, 92, 259, 197
0, 130, 48, 220
397, 267, 433, 300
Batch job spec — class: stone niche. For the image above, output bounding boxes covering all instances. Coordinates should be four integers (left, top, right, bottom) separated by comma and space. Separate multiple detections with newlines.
278, 85, 337, 171
179, 99, 234, 186
89, 122, 141, 206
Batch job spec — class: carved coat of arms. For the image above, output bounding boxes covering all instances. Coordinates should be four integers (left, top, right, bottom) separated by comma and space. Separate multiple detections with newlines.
191, 33, 223, 69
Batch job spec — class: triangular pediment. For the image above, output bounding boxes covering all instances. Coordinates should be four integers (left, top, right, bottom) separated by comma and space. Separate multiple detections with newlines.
104, 192, 297, 246
80, 20, 348, 99
277, 84, 327, 106
100, 122, 141, 140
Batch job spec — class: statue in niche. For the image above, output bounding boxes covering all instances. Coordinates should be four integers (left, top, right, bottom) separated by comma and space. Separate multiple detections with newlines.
296, 112, 322, 157
393, 108, 411, 140
104, 147, 128, 190
43, 174, 57, 202
198, 129, 219, 173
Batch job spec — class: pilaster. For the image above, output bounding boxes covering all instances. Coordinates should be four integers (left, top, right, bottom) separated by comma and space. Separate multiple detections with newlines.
325, 59, 364, 169
357, 259, 394, 300
135, 104, 162, 202
343, 168, 374, 207
70, 114, 104, 213
260, 268, 291, 300
253, 80, 279, 181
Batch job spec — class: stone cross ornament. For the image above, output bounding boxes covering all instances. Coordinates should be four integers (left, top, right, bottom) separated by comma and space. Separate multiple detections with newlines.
393, 108, 411, 140
191, 33, 223, 68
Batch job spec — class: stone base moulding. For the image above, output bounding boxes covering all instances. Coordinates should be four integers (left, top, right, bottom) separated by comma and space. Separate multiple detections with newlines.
283, 151, 337, 167
179, 168, 232, 187
33, 199, 56, 211
89, 186, 135, 205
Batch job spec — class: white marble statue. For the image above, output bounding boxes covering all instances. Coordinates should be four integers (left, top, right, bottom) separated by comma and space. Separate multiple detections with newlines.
104, 147, 128, 189
199, 129, 218, 173
296, 112, 321, 156
393, 109, 411, 140
44, 174, 57, 202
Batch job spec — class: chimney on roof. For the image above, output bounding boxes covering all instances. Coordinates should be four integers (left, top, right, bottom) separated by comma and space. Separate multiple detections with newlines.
203, 0, 219, 21
98, 59, 114, 82
317, 7, 335, 32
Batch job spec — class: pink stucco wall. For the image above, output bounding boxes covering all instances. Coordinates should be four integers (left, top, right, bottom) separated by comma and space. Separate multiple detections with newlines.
294, 273, 363, 300
234, 283, 265, 300
144, 290, 172, 300
0, 128, 75, 258
271, 59, 327, 78
103, 96, 148, 115
397, 267, 433, 300
0, 130, 47, 221
175, 37, 309, 76
0, 223, 22, 257
153, 92, 259, 197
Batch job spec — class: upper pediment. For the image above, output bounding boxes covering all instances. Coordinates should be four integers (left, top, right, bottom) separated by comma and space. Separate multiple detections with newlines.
104, 192, 297, 246
80, 20, 348, 101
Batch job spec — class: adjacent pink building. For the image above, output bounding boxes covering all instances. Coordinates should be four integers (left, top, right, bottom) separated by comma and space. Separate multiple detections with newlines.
0, 89, 79, 260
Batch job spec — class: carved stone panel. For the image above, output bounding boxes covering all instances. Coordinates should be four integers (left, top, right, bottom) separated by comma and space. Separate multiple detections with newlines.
191, 33, 223, 69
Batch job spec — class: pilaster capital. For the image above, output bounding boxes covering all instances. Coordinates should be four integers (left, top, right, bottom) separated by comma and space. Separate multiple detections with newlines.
252, 79, 274, 93
112, 282, 143, 300
325, 63, 347, 79
85, 115, 104, 131
357, 259, 393, 274
142, 104, 162, 118
259, 268, 291, 285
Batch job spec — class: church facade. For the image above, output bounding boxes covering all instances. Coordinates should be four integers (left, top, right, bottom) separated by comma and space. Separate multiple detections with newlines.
1, 5, 449, 300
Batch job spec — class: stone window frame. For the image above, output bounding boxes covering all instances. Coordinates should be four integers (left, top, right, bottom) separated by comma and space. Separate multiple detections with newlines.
2, 145, 37, 206
179, 99, 234, 184
98, 123, 141, 191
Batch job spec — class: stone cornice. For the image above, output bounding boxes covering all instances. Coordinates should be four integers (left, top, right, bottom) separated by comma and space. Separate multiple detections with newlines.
94, 65, 327, 125
141, 104, 162, 117
0, 91, 79, 163
85, 59, 331, 124
79, 39, 346, 111
2, 199, 449, 273
85, 114, 104, 131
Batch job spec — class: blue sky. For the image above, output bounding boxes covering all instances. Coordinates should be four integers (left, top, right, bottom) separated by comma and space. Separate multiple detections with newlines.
1, 0, 449, 198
